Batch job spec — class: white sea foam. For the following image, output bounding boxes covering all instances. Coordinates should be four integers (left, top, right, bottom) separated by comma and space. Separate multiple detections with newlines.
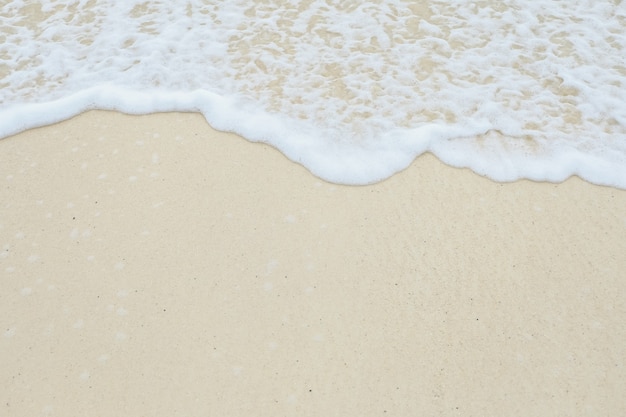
1, 0, 625, 186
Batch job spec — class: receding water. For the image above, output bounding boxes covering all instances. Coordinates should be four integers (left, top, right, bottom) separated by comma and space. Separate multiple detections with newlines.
1, 0, 625, 186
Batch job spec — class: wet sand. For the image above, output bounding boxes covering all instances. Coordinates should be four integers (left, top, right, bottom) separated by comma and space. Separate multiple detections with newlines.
1, 110, 625, 416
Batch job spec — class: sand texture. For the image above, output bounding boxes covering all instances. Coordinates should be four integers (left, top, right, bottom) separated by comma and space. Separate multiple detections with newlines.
1, 111, 625, 416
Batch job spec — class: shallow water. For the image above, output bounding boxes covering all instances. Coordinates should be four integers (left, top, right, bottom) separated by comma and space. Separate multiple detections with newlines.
1, 0, 625, 186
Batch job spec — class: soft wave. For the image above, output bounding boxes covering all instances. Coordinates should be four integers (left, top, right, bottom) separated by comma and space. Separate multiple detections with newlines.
1, 0, 625, 186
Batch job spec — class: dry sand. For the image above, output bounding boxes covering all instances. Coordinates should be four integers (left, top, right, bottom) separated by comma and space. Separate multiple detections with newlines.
1, 110, 625, 416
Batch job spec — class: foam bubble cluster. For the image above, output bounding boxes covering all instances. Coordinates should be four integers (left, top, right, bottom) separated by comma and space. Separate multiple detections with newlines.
1, 0, 625, 186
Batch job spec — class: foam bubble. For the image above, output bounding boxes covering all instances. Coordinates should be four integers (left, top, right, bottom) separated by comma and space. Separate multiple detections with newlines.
0, 0, 624, 187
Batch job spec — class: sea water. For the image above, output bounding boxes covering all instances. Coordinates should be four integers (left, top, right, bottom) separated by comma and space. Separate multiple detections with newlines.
1, 0, 625, 187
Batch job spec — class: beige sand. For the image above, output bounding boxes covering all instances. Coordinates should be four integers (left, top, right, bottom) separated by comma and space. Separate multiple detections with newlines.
1, 110, 625, 416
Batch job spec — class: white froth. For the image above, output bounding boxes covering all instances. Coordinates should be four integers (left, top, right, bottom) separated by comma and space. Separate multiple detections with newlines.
1, 0, 625, 186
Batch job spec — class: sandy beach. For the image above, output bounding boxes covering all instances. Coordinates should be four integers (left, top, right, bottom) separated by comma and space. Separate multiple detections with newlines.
1, 110, 625, 416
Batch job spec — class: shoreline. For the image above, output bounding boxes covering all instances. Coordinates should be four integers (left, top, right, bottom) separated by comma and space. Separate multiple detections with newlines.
2, 110, 625, 416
